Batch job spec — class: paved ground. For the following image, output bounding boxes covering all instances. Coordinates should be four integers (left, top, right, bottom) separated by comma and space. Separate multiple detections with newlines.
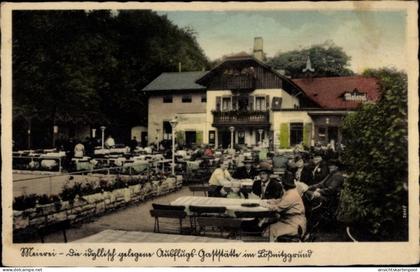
19, 185, 346, 243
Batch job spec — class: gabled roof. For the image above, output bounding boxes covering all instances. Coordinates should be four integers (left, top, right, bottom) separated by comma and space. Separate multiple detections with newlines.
142, 71, 208, 92
292, 76, 380, 110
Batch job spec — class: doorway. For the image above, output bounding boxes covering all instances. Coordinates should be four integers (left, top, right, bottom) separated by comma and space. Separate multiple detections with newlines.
185, 131, 197, 148
218, 130, 232, 149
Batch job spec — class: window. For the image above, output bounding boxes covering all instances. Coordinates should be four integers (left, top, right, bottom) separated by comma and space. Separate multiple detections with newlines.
201, 95, 207, 103
163, 96, 173, 103
290, 123, 303, 146
238, 131, 245, 144
222, 97, 231, 111
209, 130, 215, 144
255, 96, 266, 111
182, 95, 192, 103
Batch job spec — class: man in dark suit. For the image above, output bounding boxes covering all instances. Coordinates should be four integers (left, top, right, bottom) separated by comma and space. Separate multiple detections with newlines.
306, 163, 344, 202
233, 159, 257, 180
252, 162, 283, 199
311, 156, 329, 185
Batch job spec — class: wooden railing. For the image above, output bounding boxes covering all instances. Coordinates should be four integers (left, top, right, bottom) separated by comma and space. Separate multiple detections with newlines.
212, 110, 269, 126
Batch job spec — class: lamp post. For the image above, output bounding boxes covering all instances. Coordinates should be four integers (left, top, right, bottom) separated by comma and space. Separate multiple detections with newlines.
169, 117, 178, 175
229, 126, 235, 151
100, 126, 106, 149
258, 129, 264, 146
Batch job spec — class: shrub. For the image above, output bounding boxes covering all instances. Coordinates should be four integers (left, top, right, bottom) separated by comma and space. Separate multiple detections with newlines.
338, 68, 408, 241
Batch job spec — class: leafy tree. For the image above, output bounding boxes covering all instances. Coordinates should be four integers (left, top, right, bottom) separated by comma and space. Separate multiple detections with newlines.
13, 10, 209, 147
338, 68, 408, 241
266, 41, 354, 78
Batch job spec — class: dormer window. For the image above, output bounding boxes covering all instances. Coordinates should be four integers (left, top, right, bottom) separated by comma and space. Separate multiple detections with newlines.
343, 88, 367, 101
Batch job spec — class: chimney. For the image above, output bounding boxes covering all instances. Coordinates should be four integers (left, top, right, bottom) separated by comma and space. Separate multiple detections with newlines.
253, 37, 264, 61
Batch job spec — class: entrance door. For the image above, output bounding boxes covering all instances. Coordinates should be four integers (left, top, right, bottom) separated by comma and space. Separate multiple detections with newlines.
185, 131, 197, 148
328, 127, 338, 143
218, 130, 232, 149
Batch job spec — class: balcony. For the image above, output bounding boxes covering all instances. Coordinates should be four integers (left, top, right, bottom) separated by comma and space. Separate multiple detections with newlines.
212, 110, 270, 127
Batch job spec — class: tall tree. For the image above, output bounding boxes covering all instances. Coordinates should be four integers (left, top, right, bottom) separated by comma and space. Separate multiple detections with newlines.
13, 10, 209, 147
338, 68, 408, 241
266, 41, 354, 78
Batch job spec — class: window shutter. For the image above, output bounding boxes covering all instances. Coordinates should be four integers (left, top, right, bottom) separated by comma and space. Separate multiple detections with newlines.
248, 95, 254, 111
216, 96, 221, 111
266, 95, 270, 110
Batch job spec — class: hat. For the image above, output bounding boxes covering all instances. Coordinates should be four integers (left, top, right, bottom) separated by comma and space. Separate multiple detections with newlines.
313, 156, 322, 164
281, 171, 296, 189
257, 161, 273, 174
243, 159, 254, 164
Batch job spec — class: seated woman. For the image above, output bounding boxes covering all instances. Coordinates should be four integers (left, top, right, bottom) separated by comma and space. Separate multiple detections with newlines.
260, 171, 307, 242
207, 159, 233, 197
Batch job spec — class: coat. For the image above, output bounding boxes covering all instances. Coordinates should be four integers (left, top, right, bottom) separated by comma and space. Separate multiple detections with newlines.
261, 188, 307, 241
252, 178, 283, 200
311, 162, 329, 185
309, 171, 344, 198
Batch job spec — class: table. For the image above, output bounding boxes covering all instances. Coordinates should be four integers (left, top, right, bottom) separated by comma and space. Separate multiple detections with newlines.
171, 196, 269, 216
72, 229, 242, 243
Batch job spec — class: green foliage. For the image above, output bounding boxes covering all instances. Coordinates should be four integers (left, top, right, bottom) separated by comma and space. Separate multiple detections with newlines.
13, 10, 209, 145
279, 123, 289, 148
196, 131, 203, 145
338, 68, 408, 241
267, 40, 354, 78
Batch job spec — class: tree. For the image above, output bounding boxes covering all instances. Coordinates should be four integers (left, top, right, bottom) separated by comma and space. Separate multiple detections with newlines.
338, 68, 408, 241
13, 10, 210, 147
266, 41, 354, 78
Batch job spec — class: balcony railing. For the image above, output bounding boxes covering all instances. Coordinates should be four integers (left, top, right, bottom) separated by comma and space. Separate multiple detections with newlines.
212, 110, 270, 127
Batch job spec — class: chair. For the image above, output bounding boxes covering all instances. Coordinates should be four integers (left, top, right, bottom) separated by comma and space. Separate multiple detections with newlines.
189, 205, 227, 233
234, 210, 278, 242
149, 203, 187, 234
196, 216, 243, 239
38, 219, 71, 243
188, 184, 209, 196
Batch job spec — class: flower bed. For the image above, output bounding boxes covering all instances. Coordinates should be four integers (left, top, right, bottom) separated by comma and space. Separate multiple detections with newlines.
13, 174, 183, 234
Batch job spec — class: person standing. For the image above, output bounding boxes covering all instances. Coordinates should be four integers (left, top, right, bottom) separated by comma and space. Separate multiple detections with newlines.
74, 140, 85, 158
105, 135, 115, 149
129, 136, 138, 153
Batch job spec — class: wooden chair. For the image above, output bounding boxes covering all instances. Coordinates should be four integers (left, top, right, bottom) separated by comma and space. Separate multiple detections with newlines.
196, 216, 243, 239
234, 210, 278, 242
189, 205, 227, 233
149, 203, 187, 234
38, 219, 71, 243
188, 184, 209, 196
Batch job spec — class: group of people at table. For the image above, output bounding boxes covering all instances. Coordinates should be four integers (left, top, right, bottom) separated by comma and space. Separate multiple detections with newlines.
206, 154, 344, 241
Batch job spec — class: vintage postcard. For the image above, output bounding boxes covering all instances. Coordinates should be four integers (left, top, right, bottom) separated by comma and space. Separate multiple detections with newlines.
1, 1, 419, 267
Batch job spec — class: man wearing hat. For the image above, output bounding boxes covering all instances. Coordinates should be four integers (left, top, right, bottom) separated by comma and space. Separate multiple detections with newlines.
251, 162, 283, 200
233, 159, 257, 180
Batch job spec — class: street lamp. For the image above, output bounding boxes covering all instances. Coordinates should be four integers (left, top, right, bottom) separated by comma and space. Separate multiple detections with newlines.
258, 129, 264, 146
169, 117, 179, 175
100, 126, 106, 149
229, 126, 235, 151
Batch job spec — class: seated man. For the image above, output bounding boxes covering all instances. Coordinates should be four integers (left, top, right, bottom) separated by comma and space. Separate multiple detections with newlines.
305, 163, 344, 203
233, 159, 257, 180
252, 162, 283, 200
208, 160, 233, 197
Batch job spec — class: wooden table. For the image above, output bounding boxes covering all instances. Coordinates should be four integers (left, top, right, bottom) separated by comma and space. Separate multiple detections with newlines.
72, 229, 242, 243
171, 196, 269, 216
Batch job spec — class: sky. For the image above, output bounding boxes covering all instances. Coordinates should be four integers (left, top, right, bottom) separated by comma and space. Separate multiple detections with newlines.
158, 10, 407, 73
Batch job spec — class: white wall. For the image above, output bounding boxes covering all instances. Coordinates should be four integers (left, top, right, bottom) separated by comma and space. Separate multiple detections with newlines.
131, 126, 147, 139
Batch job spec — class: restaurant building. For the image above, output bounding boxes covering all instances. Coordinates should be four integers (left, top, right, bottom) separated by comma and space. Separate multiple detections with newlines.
143, 38, 380, 149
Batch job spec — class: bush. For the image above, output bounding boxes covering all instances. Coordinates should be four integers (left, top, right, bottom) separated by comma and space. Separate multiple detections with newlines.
338, 68, 408, 241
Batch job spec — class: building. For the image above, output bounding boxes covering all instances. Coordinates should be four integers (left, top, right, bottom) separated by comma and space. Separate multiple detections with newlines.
143, 39, 380, 149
